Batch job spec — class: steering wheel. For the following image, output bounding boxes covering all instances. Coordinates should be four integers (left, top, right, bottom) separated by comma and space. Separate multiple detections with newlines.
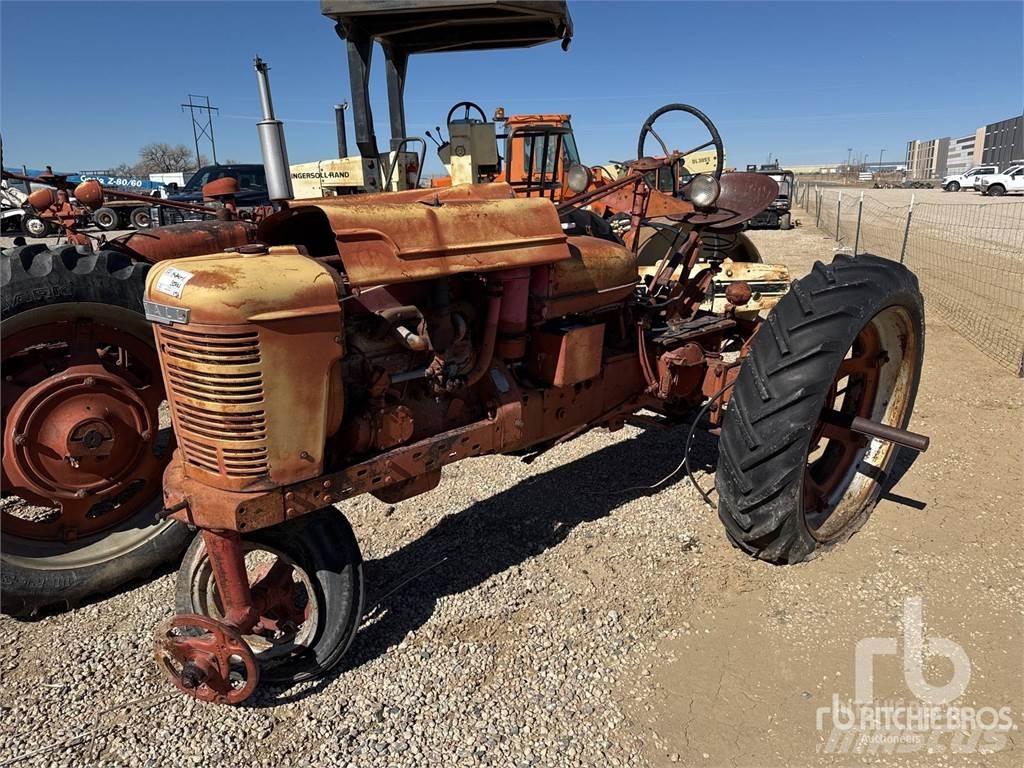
446, 101, 488, 126
637, 103, 725, 197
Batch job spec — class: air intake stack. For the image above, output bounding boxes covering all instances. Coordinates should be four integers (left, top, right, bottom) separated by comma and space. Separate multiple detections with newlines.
253, 56, 294, 202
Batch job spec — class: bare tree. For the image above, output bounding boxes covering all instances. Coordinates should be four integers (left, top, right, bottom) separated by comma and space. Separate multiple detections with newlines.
107, 162, 138, 177
134, 143, 209, 175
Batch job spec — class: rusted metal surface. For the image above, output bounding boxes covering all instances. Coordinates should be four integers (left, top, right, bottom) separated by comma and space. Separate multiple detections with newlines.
676, 172, 779, 229
147, 248, 343, 490
202, 177, 240, 199
154, 613, 259, 704
529, 323, 605, 387
119, 220, 256, 263
724, 280, 752, 307
530, 235, 637, 320
823, 414, 930, 453
161, 350, 646, 534
1, 308, 166, 541
264, 197, 570, 287
654, 342, 705, 401
201, 530, 259, 630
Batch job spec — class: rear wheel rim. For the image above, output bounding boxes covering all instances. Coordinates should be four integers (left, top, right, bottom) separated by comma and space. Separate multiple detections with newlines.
2, 304, 172, 560
803, 305, 919, 541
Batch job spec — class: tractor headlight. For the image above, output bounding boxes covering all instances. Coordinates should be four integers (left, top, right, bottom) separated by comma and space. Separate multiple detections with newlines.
566, 163, 592, 194
688, 174, 720, 209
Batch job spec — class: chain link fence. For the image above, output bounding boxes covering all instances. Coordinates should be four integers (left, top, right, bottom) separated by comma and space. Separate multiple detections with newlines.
792, 182, 1024, 376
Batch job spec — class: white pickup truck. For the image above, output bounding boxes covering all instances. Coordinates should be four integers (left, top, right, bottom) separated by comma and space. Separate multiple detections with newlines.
976, 164, 1024, 196
941, 165, 998, 191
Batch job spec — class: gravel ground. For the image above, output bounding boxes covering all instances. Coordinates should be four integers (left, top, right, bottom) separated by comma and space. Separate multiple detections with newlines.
0, 218, 1020, 767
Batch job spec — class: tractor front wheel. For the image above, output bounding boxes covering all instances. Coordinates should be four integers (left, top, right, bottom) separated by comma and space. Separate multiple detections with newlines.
716, 253, 924, 563
176, 508, 364, 685
1, 245, 190, 616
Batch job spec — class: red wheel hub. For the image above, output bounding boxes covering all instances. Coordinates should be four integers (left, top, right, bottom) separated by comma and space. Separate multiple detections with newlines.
155, 613, 259, 705
1, 317, 168, 542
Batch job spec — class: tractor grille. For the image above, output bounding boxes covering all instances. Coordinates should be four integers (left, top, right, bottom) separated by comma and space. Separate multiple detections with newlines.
156, 325, 270, 483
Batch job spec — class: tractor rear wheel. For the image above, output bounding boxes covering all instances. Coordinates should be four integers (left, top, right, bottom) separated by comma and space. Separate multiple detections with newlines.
176, 508, 364, 685
716, 253, 924, 563
1, 245, 190, 616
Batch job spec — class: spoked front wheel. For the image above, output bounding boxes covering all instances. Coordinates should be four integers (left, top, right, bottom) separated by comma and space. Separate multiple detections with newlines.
717, 253, 924, 563
175, 508, 364, 685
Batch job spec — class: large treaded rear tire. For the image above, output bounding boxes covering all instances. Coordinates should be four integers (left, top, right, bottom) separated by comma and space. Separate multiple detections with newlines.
716, 253, 924, 564
1, 245, 191, 617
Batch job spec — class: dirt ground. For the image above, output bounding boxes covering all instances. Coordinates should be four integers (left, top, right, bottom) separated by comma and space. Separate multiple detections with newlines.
627, 221, 1024, 767
0, 218, 1021, 767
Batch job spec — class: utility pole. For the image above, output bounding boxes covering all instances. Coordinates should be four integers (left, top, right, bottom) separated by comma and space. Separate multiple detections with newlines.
847, 147, 853, 168
181, 94, 219, 170
879, 148, 886, 170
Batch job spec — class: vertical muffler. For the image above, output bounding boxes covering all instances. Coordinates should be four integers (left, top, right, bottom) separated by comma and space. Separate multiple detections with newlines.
253, 56, 293, 203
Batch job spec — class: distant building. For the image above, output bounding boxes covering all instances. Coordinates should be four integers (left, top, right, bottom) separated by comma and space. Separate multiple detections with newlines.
905, 137, 950, 179
945, 134, 977, 176
787, 163, 842, 174
980, 114, 1023, 167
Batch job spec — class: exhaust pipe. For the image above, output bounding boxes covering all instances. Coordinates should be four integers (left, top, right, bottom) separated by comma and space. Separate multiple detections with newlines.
253, 56, 293, 203
335, 103, 349, 158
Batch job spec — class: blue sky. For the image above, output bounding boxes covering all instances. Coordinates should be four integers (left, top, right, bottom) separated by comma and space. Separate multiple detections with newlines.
2, 1, 1022, 176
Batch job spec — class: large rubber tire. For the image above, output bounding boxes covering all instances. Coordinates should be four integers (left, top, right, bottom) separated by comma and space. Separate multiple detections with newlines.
945, 181, 960, 192
93, 207, 120, 231
986, 184, 1006, 197
176, 508, 364, 685
716, 253, 924, 564
129, 207, 152, 230
1, 245, 191, 616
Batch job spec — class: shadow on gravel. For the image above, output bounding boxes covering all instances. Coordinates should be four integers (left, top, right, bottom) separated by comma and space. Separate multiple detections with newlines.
252, 423, 718, 706
880, 447, 926, 510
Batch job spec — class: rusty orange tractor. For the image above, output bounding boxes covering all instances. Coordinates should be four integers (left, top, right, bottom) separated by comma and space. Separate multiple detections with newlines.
144, 8, 929, 701
0, 1, 570, 616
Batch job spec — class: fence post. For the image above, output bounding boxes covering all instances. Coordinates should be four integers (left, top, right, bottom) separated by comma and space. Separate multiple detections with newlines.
899, 193, 915, 263
854, 192, 863, 255
836, 191, 842, 241
815, 187, 822, 228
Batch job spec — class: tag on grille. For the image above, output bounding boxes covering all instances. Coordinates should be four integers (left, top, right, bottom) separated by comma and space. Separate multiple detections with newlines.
144, 300, 190, 325
154, 267, 194, 298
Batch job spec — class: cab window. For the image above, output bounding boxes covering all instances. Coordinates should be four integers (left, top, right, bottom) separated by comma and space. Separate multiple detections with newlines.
523, 123, 579, 174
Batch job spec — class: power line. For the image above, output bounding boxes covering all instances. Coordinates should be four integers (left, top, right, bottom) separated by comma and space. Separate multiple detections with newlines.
181, 94, 219, 169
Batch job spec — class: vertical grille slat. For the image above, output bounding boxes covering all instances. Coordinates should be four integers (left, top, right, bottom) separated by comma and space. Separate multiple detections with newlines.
158, 325, 270, 481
